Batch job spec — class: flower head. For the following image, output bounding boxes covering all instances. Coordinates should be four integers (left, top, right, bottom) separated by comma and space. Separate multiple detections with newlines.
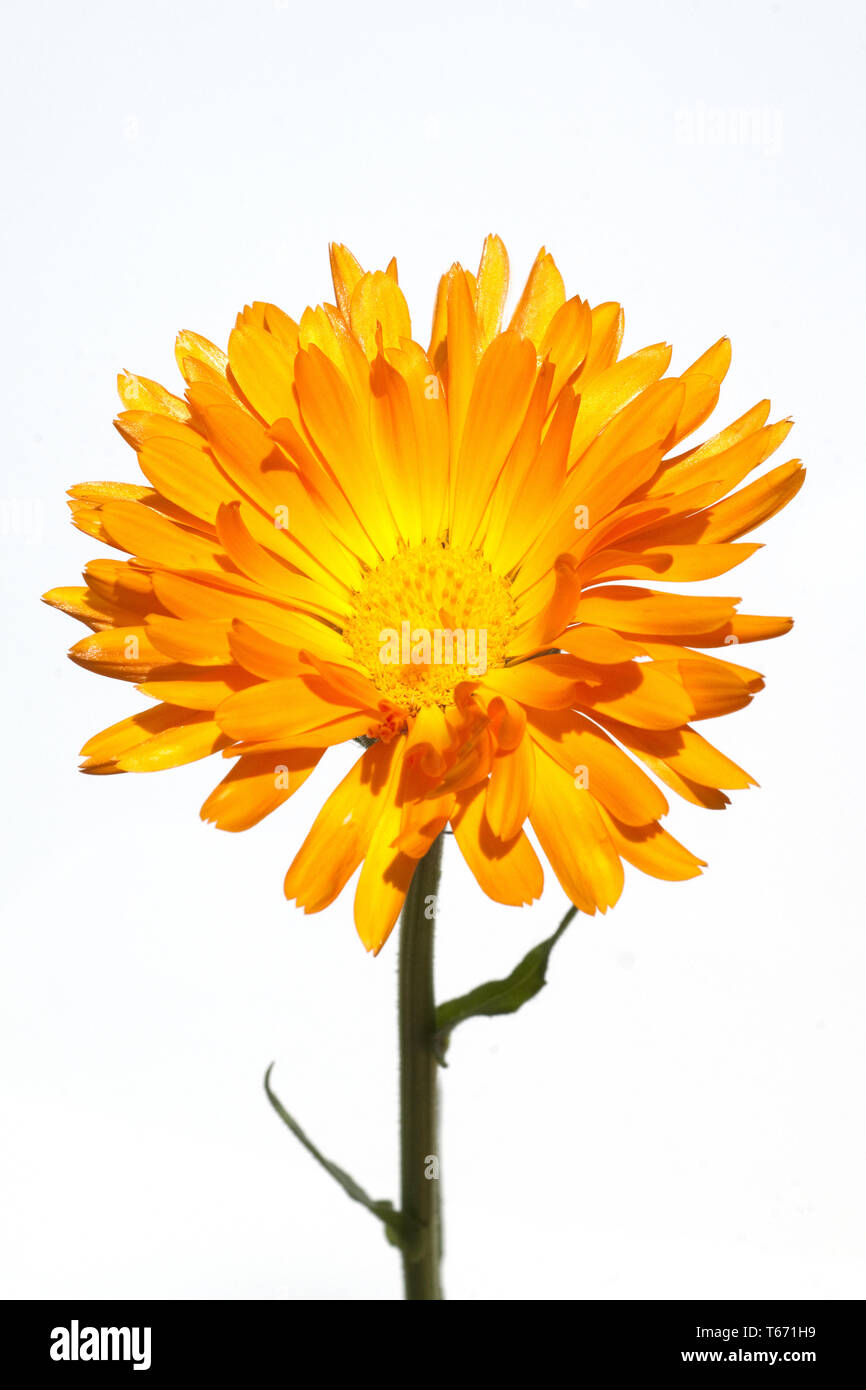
44, 238, 802, 951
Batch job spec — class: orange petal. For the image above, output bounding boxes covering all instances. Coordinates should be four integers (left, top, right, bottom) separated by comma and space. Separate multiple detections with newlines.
349, 270, 412, 358
285, 739, 399, 914
369, 349, 424, 546
482, 658, 577, 710
99, 500, 224, 571
117, 371, 190, 421
576, 586, 739, 636
329, 242, 365, 319
80, 703, 204, 770
485, 731, 536, 840
568, 344, 673, 463
137, 434, 233, 525
201, 748, 322, 831
227, 321, 298, 423
452, 782, 543, 906
115, 717, 229, 772
595, 717, 755, 792
529, 710, 669, 826
42, 585, 143, 633
474, 233, 510, 347
215, 675, 370, 743
139, 666, 255, 710
444, 267, 481, 494
509, 248, 565, 344
69, 625, 175, 681
575, 660, 696, 730
354, 739, 417, 952
539, 296, 592, 404
529, 747, 623, 913
450, 330, 538, 549
598, 808, 705, 881
146, 616, 234, 666
582, 541, 761, 585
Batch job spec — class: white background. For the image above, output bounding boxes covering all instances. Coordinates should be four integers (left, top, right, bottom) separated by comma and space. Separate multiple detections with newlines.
2, 0, 864, 1300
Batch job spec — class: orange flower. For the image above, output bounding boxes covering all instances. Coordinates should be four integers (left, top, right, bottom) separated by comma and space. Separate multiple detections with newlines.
44, 238, 802, 952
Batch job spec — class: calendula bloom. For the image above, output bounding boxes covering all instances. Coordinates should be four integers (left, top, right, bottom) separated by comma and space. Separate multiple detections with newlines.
44, 238, 803, 952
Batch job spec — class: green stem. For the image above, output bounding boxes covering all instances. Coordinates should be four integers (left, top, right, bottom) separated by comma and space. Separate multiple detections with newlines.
398, 832, 444, 1300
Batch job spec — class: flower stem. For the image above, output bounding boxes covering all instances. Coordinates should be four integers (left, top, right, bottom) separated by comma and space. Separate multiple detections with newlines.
398, 831, 444, 1300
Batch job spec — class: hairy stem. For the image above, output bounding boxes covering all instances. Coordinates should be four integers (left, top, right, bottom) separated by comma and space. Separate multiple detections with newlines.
398, 832, 444, 1300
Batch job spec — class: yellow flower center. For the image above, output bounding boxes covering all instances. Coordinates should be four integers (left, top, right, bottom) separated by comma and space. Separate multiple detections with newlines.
344, 542, 516, 712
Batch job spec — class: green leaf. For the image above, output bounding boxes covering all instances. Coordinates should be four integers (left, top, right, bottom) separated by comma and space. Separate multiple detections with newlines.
264, 1063, 413, 1249
433, 906, 577, 1064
